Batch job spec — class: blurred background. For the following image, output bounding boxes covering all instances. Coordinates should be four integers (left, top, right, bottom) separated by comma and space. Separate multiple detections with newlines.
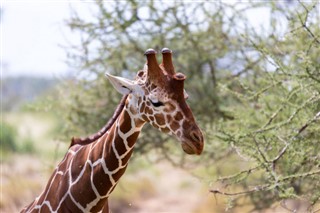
1, 1, 320, 212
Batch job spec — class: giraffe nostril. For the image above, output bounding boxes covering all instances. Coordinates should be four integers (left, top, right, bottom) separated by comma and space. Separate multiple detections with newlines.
190, 130, 202, 143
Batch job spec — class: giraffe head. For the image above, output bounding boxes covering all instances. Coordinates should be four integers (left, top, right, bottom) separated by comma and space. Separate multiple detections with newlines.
106, 48, 204, 155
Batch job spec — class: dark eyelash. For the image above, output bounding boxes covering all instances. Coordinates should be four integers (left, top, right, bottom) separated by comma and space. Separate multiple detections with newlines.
150, 100, 164, 107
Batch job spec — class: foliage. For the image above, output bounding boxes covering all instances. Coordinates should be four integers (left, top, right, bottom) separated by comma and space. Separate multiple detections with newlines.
1, 118, 36, 154
19, 137, 36, 154
210, 1, 320, 211
1, 121, 17, 152
57, 0, 320, 210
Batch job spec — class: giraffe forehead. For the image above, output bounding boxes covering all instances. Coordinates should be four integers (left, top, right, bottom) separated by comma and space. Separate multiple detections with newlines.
148, 87, 170, 100
145, 81, 184, 100
136, 68, 186, 98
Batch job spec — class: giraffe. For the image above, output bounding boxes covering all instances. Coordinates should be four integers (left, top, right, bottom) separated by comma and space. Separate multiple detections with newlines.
21, 48, 204, 213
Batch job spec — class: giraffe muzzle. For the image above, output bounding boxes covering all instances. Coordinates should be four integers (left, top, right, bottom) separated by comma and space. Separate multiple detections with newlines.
181, 128, 204, 155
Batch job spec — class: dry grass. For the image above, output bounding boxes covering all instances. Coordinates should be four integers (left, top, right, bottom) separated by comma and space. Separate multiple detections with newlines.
1, 112, 66, 212
1, 154, 50, 212
1, 175, 43, 212
2, 112, 315, 213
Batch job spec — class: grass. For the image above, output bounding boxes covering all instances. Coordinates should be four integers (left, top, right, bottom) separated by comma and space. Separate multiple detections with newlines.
2, 111, 310, 213
1, 153, 51, 213
1, 172, 43, 211
1, 111, 68, 212
111, 176, 156, 203
1, 111, 161, 212
3, 111, 68, 158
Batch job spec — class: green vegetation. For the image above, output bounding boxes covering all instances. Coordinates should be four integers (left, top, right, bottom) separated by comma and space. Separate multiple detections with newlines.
1, 117, 35, 155
3, 111, 67, 159
2, 75, 66, 157
45, 0, 320, 211
1, 121, 17, 152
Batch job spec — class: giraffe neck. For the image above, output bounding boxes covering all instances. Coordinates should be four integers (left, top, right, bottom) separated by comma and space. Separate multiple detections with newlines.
22, 97, 146, 213
67, 100, 146, 211
98, 101, 146, 190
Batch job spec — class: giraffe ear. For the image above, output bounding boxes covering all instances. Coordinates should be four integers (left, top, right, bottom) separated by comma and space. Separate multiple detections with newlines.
105, 73, 143, 96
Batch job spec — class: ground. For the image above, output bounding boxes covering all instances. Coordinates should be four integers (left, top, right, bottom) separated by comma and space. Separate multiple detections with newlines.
1, 152, 217, 213
2, 112, 215, 213
2, 153, 312, 213
1, 112, 314, 213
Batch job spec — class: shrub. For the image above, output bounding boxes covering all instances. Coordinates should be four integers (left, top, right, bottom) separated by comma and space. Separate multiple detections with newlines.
1, 122, 17, 152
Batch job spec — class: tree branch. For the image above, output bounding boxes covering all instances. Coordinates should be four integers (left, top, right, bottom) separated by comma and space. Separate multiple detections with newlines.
297, 111, 320, 135
210, 184, 270, 196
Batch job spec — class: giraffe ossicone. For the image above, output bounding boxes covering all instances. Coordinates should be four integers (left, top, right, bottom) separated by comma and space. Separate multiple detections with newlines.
21, 48, 204, 213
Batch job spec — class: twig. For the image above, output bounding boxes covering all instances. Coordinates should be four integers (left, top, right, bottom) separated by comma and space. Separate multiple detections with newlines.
297, 111, 320, 135
271, 137, 289, 171
210, 184, 270, 196
262, 86, 303, 129
253, 137, 269, 164
217, 166, 260, 182
297, 0, 320, 44
268, 109, 320, 170
211, 169, 320, 197
279, 169, 320, 182
255, 94, 320, 134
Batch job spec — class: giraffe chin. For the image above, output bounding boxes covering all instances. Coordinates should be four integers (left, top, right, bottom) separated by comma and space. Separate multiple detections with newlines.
181, 141, 202, 155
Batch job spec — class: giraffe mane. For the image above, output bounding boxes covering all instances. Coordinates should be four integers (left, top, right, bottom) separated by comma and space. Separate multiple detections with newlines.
69, 94, 128, 147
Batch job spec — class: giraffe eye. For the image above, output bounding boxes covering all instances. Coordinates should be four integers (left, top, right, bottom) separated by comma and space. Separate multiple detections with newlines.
150, 99, 164, 107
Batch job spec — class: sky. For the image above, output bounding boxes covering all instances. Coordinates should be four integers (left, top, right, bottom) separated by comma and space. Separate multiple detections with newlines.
1, 1, 273, 78
2, 1, 90, 78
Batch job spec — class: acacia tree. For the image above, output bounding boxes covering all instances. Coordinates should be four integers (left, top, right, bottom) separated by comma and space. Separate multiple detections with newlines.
208, 1, 320, 211
57, 0, 320, 211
